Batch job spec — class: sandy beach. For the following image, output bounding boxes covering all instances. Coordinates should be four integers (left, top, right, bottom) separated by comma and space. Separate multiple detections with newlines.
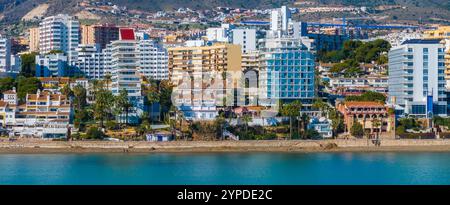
1, 139, 450, 153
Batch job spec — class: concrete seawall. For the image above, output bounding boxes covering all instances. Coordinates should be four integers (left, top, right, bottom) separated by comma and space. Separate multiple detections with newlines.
1, 139, 450, 153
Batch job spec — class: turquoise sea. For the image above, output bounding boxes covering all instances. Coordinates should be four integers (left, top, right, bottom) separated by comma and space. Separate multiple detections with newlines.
0, 152, 450, 185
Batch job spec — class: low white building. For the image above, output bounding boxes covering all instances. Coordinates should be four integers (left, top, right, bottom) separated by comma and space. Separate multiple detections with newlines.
307, 117, 333, 138
0, 89, 72, 138
178, 105, 218, 121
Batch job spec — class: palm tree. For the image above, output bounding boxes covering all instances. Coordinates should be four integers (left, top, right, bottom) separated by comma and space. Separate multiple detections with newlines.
312, 98, 329, 117
72, 85, 87, 110
329, 108, 342, 139
280, 101, 301, 140
93, 88, 115, 128
115, 89, 132, 125
242, 114, 253, 133
104, 74, 112, 90
145, 80, 160, 123
61, 84, 73, 97
373, 118, 382, 140
300, 113, 310, 139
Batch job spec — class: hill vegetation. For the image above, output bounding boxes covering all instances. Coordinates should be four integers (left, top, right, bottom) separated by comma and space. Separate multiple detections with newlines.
319, 39, 391, 77
0, 0, 449, 26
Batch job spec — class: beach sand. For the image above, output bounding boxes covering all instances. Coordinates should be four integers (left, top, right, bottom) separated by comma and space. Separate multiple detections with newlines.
1, 139, 450, 154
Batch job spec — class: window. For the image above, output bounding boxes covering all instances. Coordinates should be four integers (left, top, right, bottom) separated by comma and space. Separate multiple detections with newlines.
411, 105, 426, 115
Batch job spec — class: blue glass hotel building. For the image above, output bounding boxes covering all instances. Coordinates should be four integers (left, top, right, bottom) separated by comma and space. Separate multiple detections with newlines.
259, 37, 316, 106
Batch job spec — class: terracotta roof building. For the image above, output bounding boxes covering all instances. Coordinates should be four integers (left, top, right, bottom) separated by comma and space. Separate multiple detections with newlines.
337, 101, 394, 136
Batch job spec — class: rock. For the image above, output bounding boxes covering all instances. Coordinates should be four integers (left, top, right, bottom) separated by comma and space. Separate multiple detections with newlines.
323, 143, 338, 150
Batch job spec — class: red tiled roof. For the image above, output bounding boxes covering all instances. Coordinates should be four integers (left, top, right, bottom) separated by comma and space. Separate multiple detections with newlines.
3, 90, 16, 94
120, 28, 135, 40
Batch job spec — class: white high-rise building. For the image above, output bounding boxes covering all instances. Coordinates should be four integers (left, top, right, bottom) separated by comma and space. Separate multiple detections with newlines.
206, 24, 234, 42
232, 29, 257, 53
109, 28, 144, 123
0, 36, 11, 72
39, 14, 80, 64
138, 40, 169, 80
270, 6, 291, 36
74, 44, 109, 79
388, 39, 447, 117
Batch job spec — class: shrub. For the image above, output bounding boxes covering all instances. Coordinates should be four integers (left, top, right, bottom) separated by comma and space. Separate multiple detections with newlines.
84, 127, 106, 140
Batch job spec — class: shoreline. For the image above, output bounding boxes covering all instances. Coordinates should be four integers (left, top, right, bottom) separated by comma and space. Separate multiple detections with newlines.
1, 139, 450, 154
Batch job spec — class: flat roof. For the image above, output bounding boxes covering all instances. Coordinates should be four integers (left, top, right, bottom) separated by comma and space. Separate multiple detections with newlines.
402, 39, 442, 45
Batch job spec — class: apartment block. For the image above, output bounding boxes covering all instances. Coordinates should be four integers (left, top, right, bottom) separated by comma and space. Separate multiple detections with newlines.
232, 29, 257, 54
29, 27, 40, 52
81, 24, 119, 50
35, 53, 69, 77
424, 26, 450, 89
168, 43, 242, 120
109, 28, 144, 124
137, 40, 169, 80
259, 37, 316, 106
388, 39, 447, 117
0, 89, 72, 138
74, 44, 109, 79
0, 36, 11, 72
39, 14, 80, 64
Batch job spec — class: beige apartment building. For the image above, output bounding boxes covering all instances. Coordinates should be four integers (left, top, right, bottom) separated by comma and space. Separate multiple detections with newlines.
424, 26, 450, 88
241, 51, 261, 106
168, 43, 242, 109
29, 27, 40, 52
81, 24, 119, 50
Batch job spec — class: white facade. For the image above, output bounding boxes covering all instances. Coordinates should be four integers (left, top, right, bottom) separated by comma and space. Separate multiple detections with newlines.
138, 40, 169, 80
74, 44, 109, 79
206, 24, 234, 42
35, 53, 68, 77
0, 90, 72, 138
39, 14, 80, 64
0, 37, 11, 72
388, 39, 447, 117
270, 6, 291, 36
110, 39, 144, 124
232, 29, 257, 53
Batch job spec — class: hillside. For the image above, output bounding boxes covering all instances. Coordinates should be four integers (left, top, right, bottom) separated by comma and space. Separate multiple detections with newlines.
0, 0, 449, 25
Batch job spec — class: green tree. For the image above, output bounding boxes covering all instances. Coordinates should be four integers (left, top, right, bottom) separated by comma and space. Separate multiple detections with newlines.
0, 77, 16, 94
16, 77, 42, 102
60, 84, 73, 97
20, 52, 38, 77
48, 50, 64, 55
84, 126, 106, 140
350, 122, 364, 138
345, 91, 386, 103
